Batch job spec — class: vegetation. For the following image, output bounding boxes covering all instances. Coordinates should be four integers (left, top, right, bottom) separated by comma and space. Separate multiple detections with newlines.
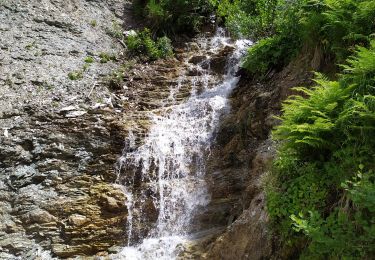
125, 28, 173, 60
106, 61, 135, 89
84, 56, 95, 63
132, 0, 214, 34
266, 40, 375, 259
107, 20, 124, 39
211, 0, 375, 75
68, 70, 83, 80
90, 20, 97, 27
99, 52, 117, 63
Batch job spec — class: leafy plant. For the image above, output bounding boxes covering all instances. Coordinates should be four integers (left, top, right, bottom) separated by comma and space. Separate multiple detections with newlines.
84, 56, 95, 63
99, 52, 117, 63
107, 20, 124, 39
68, 71, 83, 80
242, 34, 300, 76
126, 28, 173, 60
132, 0, 214, 34
90, 20, 97, 27
267, 40, 375, 258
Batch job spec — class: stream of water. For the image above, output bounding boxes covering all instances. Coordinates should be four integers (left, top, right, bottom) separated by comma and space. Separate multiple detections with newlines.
113, 29, 251, 259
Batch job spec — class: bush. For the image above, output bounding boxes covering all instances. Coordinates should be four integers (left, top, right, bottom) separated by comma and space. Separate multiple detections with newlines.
242, 34, 300, 76
126, 28, 173, 60
267, 41, 375, 259
132, 0, 214, 34
215, 0, 375, 75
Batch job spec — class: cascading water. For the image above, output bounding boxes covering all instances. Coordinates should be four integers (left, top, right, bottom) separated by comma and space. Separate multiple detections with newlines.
113, 29, 251, 259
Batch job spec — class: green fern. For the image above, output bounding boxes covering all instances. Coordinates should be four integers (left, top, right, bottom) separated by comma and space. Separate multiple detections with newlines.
268, 39, 375, 259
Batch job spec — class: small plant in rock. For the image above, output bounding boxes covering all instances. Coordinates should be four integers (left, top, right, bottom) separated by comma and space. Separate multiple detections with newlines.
107, 20, 123, 39
25, 40, 37, 50
4, 76, 13, 87
156, 36, 174, 58
90, 20, 97, 27
68, 70, 83, 80
99, 52, 117, 63
82, 63, 91, 72
84, 56, 95, 63
106, 65, 127, 90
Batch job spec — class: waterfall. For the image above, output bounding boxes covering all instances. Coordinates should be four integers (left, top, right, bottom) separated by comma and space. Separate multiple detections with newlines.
113, 29, 252, 259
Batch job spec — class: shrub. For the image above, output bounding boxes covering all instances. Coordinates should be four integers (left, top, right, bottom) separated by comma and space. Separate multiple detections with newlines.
218, 0, 375, 75
132, 0, 214, 34
241, 34, 300, 76
155, 36, 174, 58
126, 28, 173, 60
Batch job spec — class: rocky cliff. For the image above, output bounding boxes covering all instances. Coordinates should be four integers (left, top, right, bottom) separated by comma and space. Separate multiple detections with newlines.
0, 0, 130, 258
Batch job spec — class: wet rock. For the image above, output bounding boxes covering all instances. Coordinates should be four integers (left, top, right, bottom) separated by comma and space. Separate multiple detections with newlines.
207, 45, 235, 74
201, 48, 315, 259
188, 55, 207, 65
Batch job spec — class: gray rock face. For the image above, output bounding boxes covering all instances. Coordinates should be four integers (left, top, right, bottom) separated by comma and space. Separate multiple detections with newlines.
0, 0, 126, 116
0, 0, 131, 258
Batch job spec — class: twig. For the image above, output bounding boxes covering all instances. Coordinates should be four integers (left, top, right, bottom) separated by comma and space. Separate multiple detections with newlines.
88, 81, 98, 97
117, 38, 127, 49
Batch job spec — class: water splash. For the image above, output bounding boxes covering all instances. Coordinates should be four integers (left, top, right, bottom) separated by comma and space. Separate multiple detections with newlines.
114, 30, 251, 259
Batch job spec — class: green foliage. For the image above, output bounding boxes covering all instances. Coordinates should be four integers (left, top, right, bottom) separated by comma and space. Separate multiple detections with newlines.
25, 40, 37, 50
291, 169, 375, 258
321, 0, 375, 62
90, 20, 97, 27
242, 34, 300, 76
68, 71, 83, 80
341, 41, 375, 95
126, 28, 173, 60
267, 41, 375, 258
84, 56, 95, 63
213, 0, 305, 74
99, 52, 116, 63
106, 64, 127, 89
273, 75, 352, 155
107, 20, 123, 39
211, 0, 283, 39
132, 0, 214, 34
214, 0, 375, 75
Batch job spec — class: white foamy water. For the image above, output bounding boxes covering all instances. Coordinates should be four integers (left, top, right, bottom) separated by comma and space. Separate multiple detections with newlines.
113, 29, 252, 260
